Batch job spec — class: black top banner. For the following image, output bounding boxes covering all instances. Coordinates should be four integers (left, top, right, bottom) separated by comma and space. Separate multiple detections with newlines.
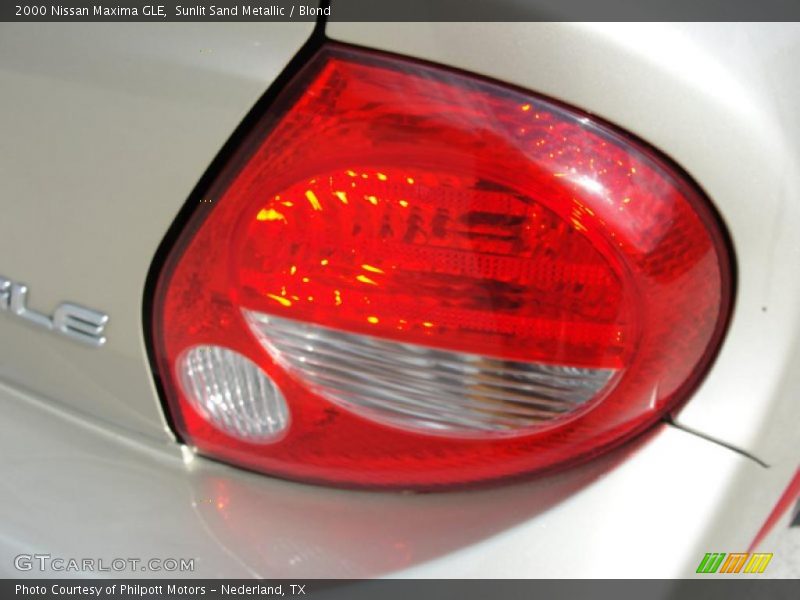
2, 0, 800, 22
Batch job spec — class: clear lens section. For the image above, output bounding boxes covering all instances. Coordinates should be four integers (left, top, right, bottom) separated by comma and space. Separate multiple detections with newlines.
245, 311, 616, 437
179, 345, 289, 442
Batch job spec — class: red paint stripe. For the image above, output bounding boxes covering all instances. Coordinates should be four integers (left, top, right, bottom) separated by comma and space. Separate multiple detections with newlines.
749, 467, 800, 551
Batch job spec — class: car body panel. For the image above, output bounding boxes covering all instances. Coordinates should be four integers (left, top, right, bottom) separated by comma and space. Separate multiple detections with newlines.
0, 378, 792, 578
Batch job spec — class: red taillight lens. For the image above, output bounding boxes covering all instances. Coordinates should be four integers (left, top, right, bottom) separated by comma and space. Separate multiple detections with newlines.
151, 45, 732, 488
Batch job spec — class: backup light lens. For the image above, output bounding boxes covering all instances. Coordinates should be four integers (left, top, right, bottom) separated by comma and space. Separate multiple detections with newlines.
179, 345, 289, 443
151, 44, 732, 488
245, 311, 616, 436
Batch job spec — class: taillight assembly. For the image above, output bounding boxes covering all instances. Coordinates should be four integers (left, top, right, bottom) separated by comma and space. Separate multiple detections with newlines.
150, 44, 732, 488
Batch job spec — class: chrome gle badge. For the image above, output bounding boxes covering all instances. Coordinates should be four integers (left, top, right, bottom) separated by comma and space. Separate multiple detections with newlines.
0, 275, 108, 347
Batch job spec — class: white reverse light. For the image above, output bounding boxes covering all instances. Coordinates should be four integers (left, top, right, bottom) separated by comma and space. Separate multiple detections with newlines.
245, 311, 615, 437
179, 345, 289, 442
